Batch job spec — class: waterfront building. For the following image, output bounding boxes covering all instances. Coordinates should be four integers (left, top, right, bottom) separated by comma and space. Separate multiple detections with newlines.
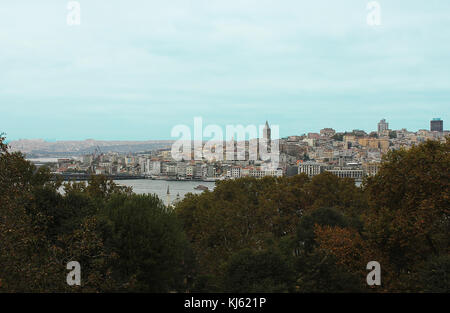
186, 165, 195, 178
194, 163, 203, 179
149, 160, 161, 175
176, 162, 187, 177
167, 163, 177, 177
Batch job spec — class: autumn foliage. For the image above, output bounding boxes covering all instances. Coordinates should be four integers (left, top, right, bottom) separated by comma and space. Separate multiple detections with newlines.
1, 133, 449, 292
176, 138, 449, 292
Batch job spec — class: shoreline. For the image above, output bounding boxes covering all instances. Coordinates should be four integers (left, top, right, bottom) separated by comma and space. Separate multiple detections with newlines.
52, 173, 220, 182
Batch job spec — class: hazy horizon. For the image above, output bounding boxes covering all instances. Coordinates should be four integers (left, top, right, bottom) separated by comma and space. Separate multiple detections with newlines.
4, 119, 445, 143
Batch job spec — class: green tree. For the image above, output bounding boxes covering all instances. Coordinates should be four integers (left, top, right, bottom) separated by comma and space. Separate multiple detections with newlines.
306, 172, 366, 216
100, 194, 190, 292
363, 139, 450, 290
419, 255, 450, 293
0, 135, 121, 292
295, 207, 349, 254
295, 250, 364, 293
176, 177, 281, 278
223, 249, 295, 293
0, 135, 63, 291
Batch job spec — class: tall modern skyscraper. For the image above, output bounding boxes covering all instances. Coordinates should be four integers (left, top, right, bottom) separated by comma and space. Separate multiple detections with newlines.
377, 119, 389, 135
430, 118, 443, 132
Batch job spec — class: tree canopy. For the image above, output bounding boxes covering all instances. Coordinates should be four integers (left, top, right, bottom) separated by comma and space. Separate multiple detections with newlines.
1, 134, 449, 292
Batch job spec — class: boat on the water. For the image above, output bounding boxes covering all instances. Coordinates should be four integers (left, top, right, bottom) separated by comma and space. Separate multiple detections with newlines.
194, 185, 209, 191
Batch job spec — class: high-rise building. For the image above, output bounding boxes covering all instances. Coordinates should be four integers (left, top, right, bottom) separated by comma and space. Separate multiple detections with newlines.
430, 118, 443, 132
377, 119, 389, 135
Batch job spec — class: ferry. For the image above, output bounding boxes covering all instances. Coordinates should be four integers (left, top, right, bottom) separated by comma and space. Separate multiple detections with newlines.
194, 185, 209, 191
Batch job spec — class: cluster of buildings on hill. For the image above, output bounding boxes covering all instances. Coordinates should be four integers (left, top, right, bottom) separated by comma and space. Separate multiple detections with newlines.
287, 118, 447, 181
47, 118, 447, 182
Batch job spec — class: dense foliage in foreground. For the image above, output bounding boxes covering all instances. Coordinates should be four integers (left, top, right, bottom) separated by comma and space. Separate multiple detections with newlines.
0, 135, 449, 292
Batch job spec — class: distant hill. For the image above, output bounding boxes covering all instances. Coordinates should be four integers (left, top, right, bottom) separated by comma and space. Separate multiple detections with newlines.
9, 139, 174, 157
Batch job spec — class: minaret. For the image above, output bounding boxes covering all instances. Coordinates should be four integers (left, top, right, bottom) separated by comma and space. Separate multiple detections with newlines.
166, 185, 171, 206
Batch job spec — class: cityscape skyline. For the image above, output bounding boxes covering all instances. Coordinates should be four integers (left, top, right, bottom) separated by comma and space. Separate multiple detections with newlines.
23, 117, 447, 194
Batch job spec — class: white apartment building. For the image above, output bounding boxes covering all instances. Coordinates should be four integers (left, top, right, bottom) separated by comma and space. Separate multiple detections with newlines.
326, 168, 364, 180
231, 167, 241, 178
176, 163, 187, 177
148, 161, 161, 175
298, 162, 326, 177
186, 165, 195, 178
250, 169, 265, 178
265, 169, 283, 177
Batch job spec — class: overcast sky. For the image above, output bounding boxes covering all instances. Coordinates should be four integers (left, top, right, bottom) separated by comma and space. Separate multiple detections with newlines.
1, 0, 449, 140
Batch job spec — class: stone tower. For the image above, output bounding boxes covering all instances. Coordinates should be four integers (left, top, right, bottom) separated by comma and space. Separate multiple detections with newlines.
263, 120, 271, 142
262, 120, 271, 153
